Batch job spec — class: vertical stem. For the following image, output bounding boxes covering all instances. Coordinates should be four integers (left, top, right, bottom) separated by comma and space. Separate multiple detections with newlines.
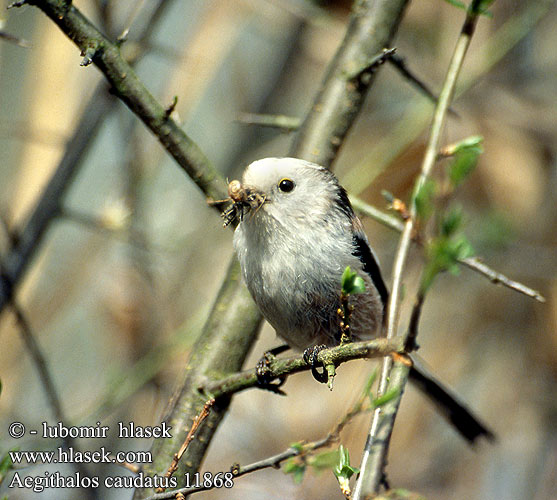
353, 3, 485, 497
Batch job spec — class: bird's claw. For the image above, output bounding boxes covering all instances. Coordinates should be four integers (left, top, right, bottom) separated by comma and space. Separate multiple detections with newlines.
303, 344, 329, 384
255, 345, 290, 395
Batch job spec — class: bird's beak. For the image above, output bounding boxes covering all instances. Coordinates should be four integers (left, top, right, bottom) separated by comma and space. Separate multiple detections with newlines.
221, 180, 266, 227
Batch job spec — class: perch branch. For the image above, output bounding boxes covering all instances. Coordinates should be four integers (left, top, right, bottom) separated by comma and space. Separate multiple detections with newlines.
201, 337, 404, 399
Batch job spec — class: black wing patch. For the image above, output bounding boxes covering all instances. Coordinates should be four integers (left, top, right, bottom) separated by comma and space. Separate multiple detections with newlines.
335, 185, 354, 220
332, 184, 389, 306
352, 232, 389, 307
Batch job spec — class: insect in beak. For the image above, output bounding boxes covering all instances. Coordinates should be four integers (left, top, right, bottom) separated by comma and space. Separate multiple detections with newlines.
221, 180, 266, 227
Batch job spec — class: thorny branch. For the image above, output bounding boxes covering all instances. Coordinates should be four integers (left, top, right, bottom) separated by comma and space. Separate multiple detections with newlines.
146, 377, 374, 500
350, 196, 545, 302
157, 399, 216, 493
0, 0, 178, 318
354, 2, 492, 497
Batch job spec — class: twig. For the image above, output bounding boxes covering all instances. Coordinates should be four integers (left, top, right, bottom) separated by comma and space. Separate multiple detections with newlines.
353, 2, 488, 498
147, 379, 372, 500
0, 30, 31, 47
0, 0, 179, 319
344, 47, 397, 81
236, 112, 301, 132
388, 53, 458, 117
460, 256, 545, 302
157, 399, 215, 493
350, 195, 545, 302
405, 291, 425, 353
289, 0, 410, 166
9, 302, 98, 500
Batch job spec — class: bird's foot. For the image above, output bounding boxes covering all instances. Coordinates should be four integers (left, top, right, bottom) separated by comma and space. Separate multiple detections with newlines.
255, 345, 290, 395
303, 344, 329, 384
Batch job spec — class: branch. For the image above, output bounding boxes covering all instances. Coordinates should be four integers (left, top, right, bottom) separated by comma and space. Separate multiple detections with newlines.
0, 0, 178, 318
146, 371, 374, 500
236, 112, 301, 132
23, 0, 226, 202
354, 2, 488, 497
460, 256, 545, 302
201, 337, 404, 399
289, 0, 410, 165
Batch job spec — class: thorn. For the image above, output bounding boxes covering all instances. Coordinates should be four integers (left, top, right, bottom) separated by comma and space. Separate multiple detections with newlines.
116, 28, 129, 46
345, 47, 397, 82
326, 364, 336, 391
164, 96, 178, 120
80, 46, 97, 67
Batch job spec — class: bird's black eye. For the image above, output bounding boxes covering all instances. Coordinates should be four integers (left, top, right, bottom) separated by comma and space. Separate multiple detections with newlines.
278, 178, 295, 193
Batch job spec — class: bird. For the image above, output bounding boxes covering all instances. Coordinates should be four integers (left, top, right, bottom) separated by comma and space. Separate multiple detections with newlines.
226, 157, 493, 443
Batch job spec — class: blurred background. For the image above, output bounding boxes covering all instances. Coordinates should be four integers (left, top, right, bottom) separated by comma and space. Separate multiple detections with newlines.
0, 0, 555, 499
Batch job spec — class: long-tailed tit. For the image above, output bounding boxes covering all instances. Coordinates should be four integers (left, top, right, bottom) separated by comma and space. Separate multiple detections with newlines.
226, 157, 493, 443
231, 157, 387, 350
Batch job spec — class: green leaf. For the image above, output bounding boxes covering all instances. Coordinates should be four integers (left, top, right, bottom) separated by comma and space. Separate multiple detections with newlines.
443, 0, 467, 10
440, 206, 463, 237
352, 275, 366, 295
446, 135, 483, 155
341, 266, 366, 295
381, 189, 395, 204
283, 458, 306, 484
448, 139, 482, 187
289, 442, 304, 453
421, 233, 475, 292
443, 0, 493, 17
309, 449, 341, 471
372, 387, 400, 408
414, 179, 437, 221
341, 266, 355, 292
362, 369, 378, 398
333, 445, 359, 479
469, 0, 495, 16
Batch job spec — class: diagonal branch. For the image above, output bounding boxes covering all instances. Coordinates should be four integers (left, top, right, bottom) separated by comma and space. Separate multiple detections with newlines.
23, 0, 226, 202
201, 337, 404, 398
290, 0, 410, 165
0, 0, 179, 318
353, 2, 490, 497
